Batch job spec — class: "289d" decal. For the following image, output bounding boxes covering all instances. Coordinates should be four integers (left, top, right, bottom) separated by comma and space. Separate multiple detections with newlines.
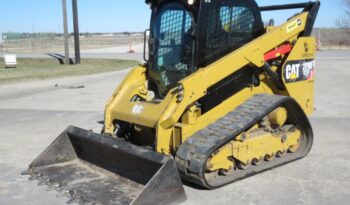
283, 59, 315, 83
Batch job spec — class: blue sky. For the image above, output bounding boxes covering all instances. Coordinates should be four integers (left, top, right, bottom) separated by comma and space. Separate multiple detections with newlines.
0, 0, 346, 33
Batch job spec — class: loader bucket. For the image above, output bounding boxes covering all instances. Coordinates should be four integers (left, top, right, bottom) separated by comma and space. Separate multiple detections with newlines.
25, 126, 186, 205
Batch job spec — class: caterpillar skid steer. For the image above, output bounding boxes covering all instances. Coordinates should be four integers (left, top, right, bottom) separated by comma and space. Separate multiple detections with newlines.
24, 0, 320, 204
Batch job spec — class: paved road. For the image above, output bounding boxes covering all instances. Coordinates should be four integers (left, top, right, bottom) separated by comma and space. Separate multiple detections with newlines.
0, 51, 350, 205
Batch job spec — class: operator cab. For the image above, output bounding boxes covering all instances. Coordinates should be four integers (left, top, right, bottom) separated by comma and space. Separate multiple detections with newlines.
145, 0, 264, 98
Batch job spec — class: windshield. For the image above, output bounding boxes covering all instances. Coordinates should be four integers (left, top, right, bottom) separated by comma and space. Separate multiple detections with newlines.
150, 3, 194, 98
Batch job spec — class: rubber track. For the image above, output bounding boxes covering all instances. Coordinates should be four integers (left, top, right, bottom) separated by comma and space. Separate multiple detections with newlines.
175, 94, 313, 189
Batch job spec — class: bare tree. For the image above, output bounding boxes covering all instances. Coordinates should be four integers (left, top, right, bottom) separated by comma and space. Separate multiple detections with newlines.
346, 0, 350, 14
344, 0, 350, 27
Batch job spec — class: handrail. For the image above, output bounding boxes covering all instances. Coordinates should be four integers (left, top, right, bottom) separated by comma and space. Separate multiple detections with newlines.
260, 1, 317, 11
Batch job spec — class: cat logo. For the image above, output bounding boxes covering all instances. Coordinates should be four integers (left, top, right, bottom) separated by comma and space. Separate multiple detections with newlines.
285, 64, 300, 80
284, 60, 315, 83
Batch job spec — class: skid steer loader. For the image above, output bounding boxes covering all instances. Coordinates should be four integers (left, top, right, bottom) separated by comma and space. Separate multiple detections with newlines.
24, 0, 320, 204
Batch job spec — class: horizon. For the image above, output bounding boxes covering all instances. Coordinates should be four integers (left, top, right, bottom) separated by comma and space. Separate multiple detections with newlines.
0, 0, 348, 34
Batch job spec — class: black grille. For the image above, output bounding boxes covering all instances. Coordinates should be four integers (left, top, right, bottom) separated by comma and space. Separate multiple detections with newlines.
158, 10, 192, 61
198, 0, 263, 67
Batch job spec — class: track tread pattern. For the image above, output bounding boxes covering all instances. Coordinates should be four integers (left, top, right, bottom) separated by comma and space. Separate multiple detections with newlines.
175, 94, 311, 188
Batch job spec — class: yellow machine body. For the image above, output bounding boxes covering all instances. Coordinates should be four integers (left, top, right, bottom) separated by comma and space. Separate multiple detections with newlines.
104, 12, 315, 156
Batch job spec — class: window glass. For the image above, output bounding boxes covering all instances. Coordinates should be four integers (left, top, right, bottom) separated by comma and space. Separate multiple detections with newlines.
220, 6, 254, 34
156, 9, 192, 70
151, 4, 194, 97
201, 1, 256, 66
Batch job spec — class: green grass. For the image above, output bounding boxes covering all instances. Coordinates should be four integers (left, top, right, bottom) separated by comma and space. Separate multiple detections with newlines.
0, 58, 139, 84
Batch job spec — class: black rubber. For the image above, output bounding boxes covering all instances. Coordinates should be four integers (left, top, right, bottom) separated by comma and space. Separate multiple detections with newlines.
175, 94, 313, 189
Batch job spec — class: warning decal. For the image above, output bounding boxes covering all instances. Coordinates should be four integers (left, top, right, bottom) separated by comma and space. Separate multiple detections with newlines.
287, 19, 302, 33
284, 59, 315, 83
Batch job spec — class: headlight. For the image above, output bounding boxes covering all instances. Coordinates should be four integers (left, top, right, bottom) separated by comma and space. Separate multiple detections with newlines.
188, 0, 195, 5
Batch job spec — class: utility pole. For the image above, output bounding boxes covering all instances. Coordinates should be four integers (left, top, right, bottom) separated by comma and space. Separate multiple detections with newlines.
62, 0, 70, 64
0, 33, 3, 52
72, 0, 81, 64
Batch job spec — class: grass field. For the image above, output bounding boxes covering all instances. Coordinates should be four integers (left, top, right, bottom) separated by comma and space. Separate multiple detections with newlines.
0, 58, 138, 84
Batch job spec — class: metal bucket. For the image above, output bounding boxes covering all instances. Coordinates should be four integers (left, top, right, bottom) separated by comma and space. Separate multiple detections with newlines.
24, 126, 186, 205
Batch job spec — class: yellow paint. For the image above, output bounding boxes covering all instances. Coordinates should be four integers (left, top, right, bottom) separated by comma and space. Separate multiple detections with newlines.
269, 107, 288, 127
103, 11, 314, 160
287, 20, 300, 33
290, 73, 298, 79
208, 127, 302, 172
283, 37, 316, 115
